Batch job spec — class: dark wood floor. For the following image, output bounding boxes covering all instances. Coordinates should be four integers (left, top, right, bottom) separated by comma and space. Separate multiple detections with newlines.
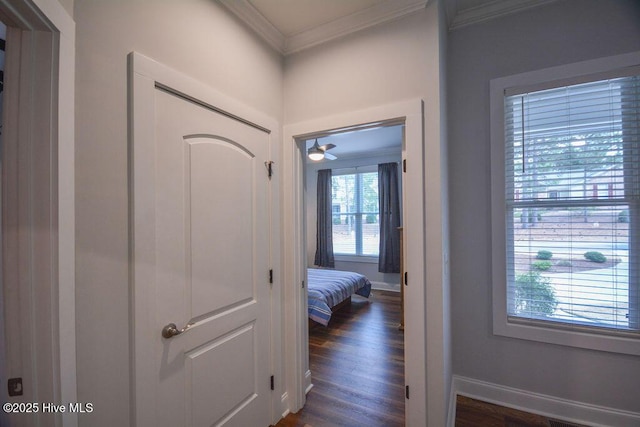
272, 292, 582, 427
275, 290, 405, 427
455, 395, 587, 427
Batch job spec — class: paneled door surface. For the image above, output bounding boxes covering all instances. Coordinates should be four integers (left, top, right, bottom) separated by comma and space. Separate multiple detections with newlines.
131, 55, 272, 427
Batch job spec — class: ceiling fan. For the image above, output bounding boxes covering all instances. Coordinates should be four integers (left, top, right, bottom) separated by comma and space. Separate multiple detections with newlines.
307, 139, 337, 161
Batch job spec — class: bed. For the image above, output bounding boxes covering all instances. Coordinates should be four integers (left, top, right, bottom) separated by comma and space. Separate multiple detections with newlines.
307, 267, 372, 326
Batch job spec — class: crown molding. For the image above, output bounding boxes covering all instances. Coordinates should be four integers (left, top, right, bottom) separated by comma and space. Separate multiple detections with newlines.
219, 0, 286, 53
219, 0, 428, 56
448, 0, 558, 30
285, 0, 429, 55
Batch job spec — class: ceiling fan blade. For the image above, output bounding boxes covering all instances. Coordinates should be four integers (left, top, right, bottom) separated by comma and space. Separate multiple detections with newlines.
324, 152, 337, 160
320, 143, 336, 151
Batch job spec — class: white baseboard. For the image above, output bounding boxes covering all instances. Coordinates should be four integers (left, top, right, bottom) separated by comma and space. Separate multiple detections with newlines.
280, 408, 290, 422
370, 281, 400, 292
450, 375, 640, 427
304, 369, 313, 394
279, 392, 289, 420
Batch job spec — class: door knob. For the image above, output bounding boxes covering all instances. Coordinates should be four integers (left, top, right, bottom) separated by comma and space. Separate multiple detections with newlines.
161, 321, 194, 339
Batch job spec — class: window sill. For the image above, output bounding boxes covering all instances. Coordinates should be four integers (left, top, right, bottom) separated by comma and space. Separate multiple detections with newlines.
493, 315, 640, 356
334, 254, 379, 264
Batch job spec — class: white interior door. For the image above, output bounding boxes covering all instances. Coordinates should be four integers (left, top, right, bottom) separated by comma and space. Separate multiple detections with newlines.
131, 55, 272, 427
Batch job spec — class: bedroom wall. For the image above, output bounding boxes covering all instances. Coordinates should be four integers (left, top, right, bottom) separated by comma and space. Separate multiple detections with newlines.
305, 152, 402, 290
448, 0, 640, 414
74, 1, 283, 425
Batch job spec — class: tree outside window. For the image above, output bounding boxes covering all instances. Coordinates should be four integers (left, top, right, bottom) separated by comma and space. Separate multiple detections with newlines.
331, 171, 379, 256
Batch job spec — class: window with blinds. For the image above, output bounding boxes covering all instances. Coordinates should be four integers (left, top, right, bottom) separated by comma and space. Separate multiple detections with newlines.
331, 169, 379, 256
503, 74, 639, 332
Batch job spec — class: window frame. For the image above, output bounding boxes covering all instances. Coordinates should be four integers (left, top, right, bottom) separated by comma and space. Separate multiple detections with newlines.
331, 166, 380, 259
490, 51, 640, 356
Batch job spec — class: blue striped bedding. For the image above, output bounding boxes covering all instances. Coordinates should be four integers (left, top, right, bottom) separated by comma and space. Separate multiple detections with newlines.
307, 268, 372, 326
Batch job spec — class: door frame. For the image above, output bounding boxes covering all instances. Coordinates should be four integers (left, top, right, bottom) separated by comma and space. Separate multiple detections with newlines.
128, 52, 282, 426
282, 99, 440, 425
0, 0, 75, 426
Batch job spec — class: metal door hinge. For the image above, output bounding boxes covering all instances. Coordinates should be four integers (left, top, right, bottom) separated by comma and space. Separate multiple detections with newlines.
270, 375, 275, 390
265, 161, 274, 179
405, 385, 409, 399
404, 272, 408, 286
269, 269, 273, 284
403, 159, 406, 173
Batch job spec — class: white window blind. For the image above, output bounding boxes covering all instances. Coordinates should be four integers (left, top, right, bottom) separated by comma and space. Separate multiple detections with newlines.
331, 170, 379, 256
504, 74, 640, 332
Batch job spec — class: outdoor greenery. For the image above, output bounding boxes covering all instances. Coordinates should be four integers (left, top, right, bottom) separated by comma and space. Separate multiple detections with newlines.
510, 111, 624, 227
331, 171, 380, 255
514, 272, 558, 317
584, 251, 607, 263
512, 130, 623, 193
365, 214, 378, 224
531, 260, 552, 271
618, 209, 629, 223
331, 172, 379, 226
331, 172, 378, 214
536, 250, 553, 260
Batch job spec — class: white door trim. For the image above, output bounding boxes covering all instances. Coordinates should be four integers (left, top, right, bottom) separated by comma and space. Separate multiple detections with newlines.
281, 99, 431, 425
0, 0, 75, 426
128, 52, 282, 426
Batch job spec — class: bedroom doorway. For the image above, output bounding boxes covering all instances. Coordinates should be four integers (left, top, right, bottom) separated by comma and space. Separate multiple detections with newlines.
294, 121, 406, 425
282, 99, 429, 426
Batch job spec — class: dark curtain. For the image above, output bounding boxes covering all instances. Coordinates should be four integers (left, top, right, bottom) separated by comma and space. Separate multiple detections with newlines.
314, 169, 335, 268
378, 162, 401, 273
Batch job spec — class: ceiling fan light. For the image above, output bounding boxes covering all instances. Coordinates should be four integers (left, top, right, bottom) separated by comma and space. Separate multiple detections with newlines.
308, 145, 325, 161
308, 150, 324, 161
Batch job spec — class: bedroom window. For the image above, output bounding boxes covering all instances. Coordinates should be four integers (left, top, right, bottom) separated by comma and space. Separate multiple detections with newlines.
490, 53, 640, 355
331, 168, 379, 256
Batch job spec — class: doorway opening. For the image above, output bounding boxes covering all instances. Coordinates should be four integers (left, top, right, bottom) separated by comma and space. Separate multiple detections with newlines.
0, 2, 76, 425
282, 99, 428, 426
0, 19, 7, 427
290, 121, 406, 425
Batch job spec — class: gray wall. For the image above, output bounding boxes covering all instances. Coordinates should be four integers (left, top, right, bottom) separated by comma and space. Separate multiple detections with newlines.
448, 0, 640, 412
74, 1, 282, 425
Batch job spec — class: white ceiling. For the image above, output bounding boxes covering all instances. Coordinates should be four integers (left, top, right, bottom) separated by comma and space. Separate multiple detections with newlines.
219, 0, 557, 55
304, 124, 404, 163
